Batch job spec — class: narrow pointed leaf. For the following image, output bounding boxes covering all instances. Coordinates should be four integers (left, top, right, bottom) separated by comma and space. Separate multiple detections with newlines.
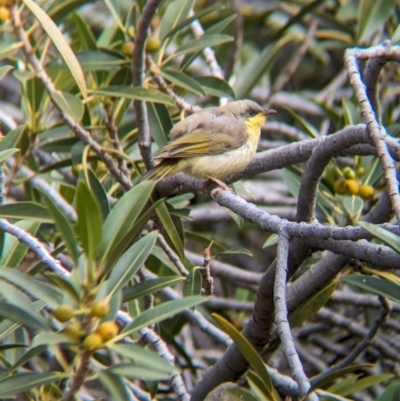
8, 344, 48, 373
0, 149, 19, 162
52, 91, 84, 121
76, 180, 102, 261
147, 102, 173, 148
107, 364, 171, 381
92, 86, 174, 106
0, 300, 48, 331
341, 275, 400, 303
173, 34, 233, 58
122, 296, 207, 335
107, 232, 157, 297
212, 313, 275, 398
156, 201, 184, 259
22, 0, 87, 97
98, 371, 130, 401
0, 202, 51, 222
100, 180, 155, 261
357, 221, 400, 254
0, 268, 62, 307
0, 372, 65, 397
110, 344, 177, 373
160, 68, 205, 96
0, 125, 24, 152
195, 76, 236, 100
159, 0, 194, 41
39, 189, 79, 263
122, 276, 185, 302
290, 281, 336, 327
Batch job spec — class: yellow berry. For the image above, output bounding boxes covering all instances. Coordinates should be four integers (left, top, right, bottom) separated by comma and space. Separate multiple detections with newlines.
122, 41, 135, 56
83, 333, 104, 350
343, 179, 360, 195
0, 6, 10, 23
90, 300, 110, 318
357, 166, 365, 176
333, 179, 346, 195
358, 184, 375, 200
342, 166, 356, 180
146, 36, 160, 52
62, 322, 82, 340
96, 321, 119, 342
54, 304, 75, 322
127, 26, 135, 38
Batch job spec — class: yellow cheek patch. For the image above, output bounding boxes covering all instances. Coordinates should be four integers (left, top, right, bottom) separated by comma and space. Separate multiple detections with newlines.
245, 113, 267, 135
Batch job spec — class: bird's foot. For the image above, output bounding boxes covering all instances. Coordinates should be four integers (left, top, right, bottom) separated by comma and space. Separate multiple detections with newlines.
203, 177, 233, 199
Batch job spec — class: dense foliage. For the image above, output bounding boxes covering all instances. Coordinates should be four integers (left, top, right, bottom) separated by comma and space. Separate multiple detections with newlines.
1, 0, 400, 400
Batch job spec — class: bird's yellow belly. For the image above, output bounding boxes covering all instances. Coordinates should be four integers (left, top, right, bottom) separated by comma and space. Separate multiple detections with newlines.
181, 143, 255, 179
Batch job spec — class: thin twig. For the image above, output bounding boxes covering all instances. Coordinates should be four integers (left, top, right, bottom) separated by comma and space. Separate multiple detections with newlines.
274, 227, 313, 397
311, 296, 390, 386
345, 44, 400, 222
132, 0, 163, 170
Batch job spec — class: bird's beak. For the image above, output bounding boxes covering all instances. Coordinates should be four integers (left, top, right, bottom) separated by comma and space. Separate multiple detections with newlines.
262, 109, 277, 116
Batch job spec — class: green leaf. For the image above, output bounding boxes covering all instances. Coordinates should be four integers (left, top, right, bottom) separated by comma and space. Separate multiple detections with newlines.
0, 372, 65, 397
92, 86, 175, 106
357, 0, 397, 43
8, 344, 48, 373
52, 91, 84, 121
156, 201, 185, 259
160, 68, 205, 96
315, 389, 353, 401
0, 202, 51, 222
376, 380, 400, 401
0, 300, 48, 332
39, 189, 79, 263
195, 76, 236, 100
0, 65, 13, 80
45, 273, 81, 304
71, 12, 97, 50
206, 13, 237, 34
212, 313, 275, 399
263, 233, 278, 249
0, 268, 62, 308
122, 296, 207, 336
32, 332, 75, 347
234, 35, 296, 99
247, 370, 281, 401
0, 149, 19, 162
183, 266, 202, 297
49, 0, 93, 23
122, 276, 185, 302
97, 371, 130, 401
221, 387, 260, 401
284, 107, 318, 138
76, 180, 102, 262
0, 125, 25, 152
342, 196, 363, 220
107, 364, 171, 381
341, 275, 400, 303
107, 232, 157, 297
86, 169, 110, 220
159, 0, 194, 41
22, 0, 87, 97
310, 364, 374, 391
162, 4, 226, 41
356, 221, 400, 254
109, 344, 177, 374
100, 180, 155, 262
333, 373, 394, 396
147, 102, 173, 148
173, 34, 234, 58
289, 281, 336, 328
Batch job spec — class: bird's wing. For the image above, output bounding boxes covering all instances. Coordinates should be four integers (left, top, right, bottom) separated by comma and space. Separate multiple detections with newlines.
156, 115, 247, 159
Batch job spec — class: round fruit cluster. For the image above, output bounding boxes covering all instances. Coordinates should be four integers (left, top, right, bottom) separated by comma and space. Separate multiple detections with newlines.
331, 166, 375, 200
53, 300, 119, 351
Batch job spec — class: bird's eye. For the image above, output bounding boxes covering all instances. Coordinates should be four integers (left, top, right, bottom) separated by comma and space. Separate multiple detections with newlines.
248, 109, 255, 116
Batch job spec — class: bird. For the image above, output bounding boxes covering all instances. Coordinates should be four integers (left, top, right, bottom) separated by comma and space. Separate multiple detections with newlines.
139, 99, 276, 193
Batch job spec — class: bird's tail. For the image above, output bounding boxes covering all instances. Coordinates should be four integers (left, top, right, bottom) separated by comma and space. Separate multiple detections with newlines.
137, 161, 176, 183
